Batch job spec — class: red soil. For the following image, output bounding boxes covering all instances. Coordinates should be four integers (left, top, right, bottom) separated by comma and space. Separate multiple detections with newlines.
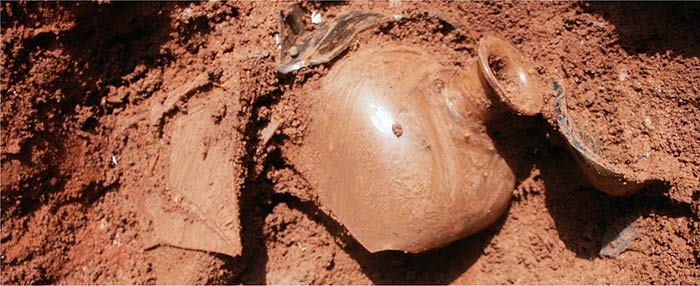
2, 1, 699, 284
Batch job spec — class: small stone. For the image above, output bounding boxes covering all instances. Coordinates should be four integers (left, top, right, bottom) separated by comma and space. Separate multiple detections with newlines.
4, 140, 22, 154
618, 69, 628, 81
600, 222, 639, 258
632, 81, 643, 91
287, 46, 299, 58
392, 123, 403, 137
311, 11, 322, 24
260, 119, 281, 145
643, 117, 654, 130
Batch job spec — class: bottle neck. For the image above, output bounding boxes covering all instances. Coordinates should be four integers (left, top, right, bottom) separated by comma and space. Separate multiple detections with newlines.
439, 60, 511, 126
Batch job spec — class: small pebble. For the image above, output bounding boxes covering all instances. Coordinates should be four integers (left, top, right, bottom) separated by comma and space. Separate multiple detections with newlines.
632, 81, 643, 91
288, 46, 299, 57
618, 69, 628, 81
311, 11, 322, 24
392, 123, 403, 137
600, 222, 639, 258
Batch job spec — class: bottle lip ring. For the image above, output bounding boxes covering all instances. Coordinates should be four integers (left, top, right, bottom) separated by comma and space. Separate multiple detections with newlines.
477, 35, 543, 116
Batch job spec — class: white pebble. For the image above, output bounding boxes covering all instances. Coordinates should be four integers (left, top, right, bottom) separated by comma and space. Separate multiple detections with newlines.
311, 11, 322, 24
618, 69, 627, 81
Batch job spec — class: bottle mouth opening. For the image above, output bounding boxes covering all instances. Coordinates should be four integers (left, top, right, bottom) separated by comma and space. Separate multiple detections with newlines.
478, 35, 543, 116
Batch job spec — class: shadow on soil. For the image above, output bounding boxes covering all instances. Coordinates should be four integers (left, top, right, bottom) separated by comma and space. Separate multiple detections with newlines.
486, 108, 620, 259
277, 192, 506, 284
583, 2, 700, 58
538, 122, 691, 259
489, 112, 692, 260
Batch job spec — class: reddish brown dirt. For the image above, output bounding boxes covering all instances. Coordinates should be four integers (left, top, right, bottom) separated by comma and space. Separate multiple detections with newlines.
2, 1, 699, 284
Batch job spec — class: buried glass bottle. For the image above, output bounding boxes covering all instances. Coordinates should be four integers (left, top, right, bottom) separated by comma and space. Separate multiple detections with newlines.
288, 36, 544, 253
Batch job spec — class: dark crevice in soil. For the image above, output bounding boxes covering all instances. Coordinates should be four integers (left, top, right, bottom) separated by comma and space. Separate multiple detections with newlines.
232, 78, 284, 284
206, 254, 244, 284
51, 180, 120, 212
33, 277, 57, 285
234, 178, 274, 284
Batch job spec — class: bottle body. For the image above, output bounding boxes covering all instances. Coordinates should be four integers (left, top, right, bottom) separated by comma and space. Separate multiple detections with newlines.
292, 46, 514, 253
